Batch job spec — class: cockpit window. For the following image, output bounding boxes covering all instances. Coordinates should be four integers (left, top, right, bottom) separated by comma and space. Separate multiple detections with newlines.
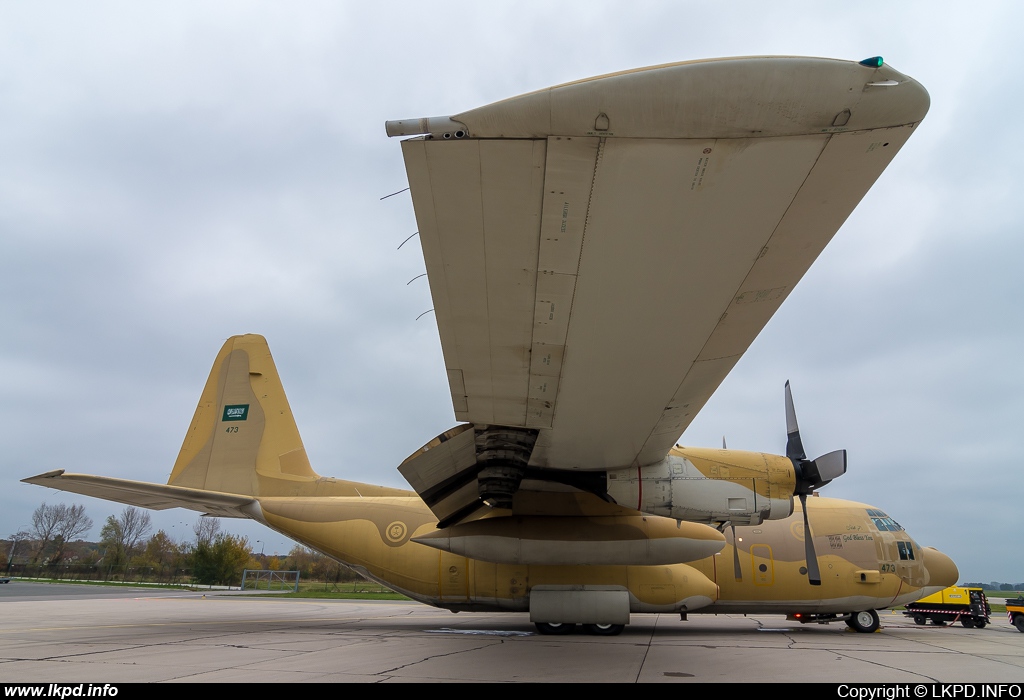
866, 509, 904, 532
896, 540, 916, 560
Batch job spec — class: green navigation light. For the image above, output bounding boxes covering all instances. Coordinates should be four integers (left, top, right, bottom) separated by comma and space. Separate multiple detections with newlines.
859, 56, 884, 68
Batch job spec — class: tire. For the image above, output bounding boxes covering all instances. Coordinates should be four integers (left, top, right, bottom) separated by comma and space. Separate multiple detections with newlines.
913, 614, 926, 625
1014, 616, 1024, 633
847, 610, 880, 633
932, 618, 946, 626
961, 618, 976, 628
535, 622, 575, 635
975, 620, 986, 629
582, 623, 625, 636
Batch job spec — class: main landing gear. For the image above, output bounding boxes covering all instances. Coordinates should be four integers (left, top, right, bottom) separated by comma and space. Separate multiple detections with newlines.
535, 622, 575, 635
535, 622, 625, 636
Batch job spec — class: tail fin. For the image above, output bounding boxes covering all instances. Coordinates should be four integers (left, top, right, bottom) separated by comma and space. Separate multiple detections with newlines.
23, 334, 412, 510
168, 334, 318, 496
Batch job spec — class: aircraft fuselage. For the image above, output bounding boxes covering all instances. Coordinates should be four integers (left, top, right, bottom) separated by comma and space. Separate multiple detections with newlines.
250, 490, 955, 620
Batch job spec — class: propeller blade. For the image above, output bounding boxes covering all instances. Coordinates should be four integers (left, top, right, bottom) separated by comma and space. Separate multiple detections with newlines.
800, 494, 821, 586
811, 449, 847, 485
785, 382, 847, 492
731, 524, 742, 581
784, 381, 806, 461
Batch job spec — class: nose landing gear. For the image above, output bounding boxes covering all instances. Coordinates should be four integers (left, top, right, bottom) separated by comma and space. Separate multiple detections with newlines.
846, 609, 881, 633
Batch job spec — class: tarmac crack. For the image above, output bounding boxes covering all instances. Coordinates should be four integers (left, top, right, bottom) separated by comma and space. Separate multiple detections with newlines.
751, 616, 800, 649
829, 649, 940, 682
890, 632, 1024, 672
634, 613, 658, 682
0, 628, 274, 664
374, 638, 506, 677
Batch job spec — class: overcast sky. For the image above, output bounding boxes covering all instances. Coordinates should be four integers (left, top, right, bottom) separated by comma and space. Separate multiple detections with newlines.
1, 2, 1021, 584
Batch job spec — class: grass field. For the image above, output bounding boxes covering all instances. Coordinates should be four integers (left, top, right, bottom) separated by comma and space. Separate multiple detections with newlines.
8, 577, 194, 590
240, 580, 409, 600
5, 577, 407, 598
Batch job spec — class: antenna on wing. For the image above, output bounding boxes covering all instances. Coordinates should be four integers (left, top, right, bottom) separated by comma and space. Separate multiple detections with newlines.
785, 381, 848, 586
407, 273, 427, 285
415, 309, 435, 321
397, 232, 419, 250
380, 187, 410, 200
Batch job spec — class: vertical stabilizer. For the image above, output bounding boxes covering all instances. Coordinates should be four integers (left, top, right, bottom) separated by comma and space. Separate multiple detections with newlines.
168, 334, 318, 496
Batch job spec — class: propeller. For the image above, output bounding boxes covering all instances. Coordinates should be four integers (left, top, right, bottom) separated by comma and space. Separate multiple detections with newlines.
785, 381, 847, 586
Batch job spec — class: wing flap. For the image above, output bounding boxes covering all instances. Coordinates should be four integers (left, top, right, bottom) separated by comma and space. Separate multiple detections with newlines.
405, 139, 547, 427
397, 424, 483, 525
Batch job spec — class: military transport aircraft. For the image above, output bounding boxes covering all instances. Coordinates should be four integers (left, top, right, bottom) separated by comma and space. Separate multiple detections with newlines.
24, 56, 958, 636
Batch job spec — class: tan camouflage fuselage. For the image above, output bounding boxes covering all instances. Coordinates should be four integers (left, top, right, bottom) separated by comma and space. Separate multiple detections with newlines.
251, 485, 955, 616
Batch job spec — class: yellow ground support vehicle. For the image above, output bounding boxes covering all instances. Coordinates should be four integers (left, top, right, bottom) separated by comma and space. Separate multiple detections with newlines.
1005, 596, 1024, 632
904, 586, 990, 628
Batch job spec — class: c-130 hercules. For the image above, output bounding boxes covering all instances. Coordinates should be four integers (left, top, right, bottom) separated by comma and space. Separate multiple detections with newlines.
25, 56, 957, 636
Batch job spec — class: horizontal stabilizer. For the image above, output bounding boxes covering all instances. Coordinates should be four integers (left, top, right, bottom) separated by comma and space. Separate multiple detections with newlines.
22, 470, 256, 518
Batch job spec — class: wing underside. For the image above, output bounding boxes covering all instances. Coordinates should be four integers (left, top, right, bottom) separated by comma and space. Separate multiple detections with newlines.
397, 57, 928, 475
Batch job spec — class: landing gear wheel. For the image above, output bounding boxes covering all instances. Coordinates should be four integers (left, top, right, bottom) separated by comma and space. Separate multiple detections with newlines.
582, 623, 625, 636
535, 622, 575, 635
1013, 616, 1024, 633
913, 614, 926, 625
847, 610, 880, 633
961, 618, 976, 628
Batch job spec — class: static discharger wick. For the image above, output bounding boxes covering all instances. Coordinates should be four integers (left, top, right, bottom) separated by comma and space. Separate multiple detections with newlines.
398, 232, 419, 250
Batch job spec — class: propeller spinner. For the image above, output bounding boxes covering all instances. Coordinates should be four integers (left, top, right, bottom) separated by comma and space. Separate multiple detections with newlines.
785, 381, 847, 586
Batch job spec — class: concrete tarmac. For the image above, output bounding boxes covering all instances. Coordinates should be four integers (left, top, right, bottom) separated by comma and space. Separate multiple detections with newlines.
1, 581, 1022, 683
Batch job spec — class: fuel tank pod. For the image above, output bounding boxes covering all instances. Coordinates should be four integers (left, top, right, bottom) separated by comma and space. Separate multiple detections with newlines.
413, 514, 725, 566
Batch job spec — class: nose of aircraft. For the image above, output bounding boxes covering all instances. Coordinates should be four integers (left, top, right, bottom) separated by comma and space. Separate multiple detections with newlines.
922, 547, 959, 588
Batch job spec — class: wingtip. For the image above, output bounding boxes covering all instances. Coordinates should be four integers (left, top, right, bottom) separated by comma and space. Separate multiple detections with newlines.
21, 469, 65, 484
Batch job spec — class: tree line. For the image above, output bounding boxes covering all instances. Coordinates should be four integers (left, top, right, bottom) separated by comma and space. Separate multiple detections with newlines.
2, 502, 356, 586
962, 582, 1024, 592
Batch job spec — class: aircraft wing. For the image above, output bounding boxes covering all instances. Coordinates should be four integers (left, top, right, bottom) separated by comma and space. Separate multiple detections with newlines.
22, 470, 257, 518
390, 56, 929, 474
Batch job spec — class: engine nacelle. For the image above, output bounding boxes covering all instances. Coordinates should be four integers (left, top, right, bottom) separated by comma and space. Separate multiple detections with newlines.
606, 448, 795, 526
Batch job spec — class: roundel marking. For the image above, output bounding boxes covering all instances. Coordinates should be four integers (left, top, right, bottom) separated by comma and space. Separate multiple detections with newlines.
386, 521, 408, 543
